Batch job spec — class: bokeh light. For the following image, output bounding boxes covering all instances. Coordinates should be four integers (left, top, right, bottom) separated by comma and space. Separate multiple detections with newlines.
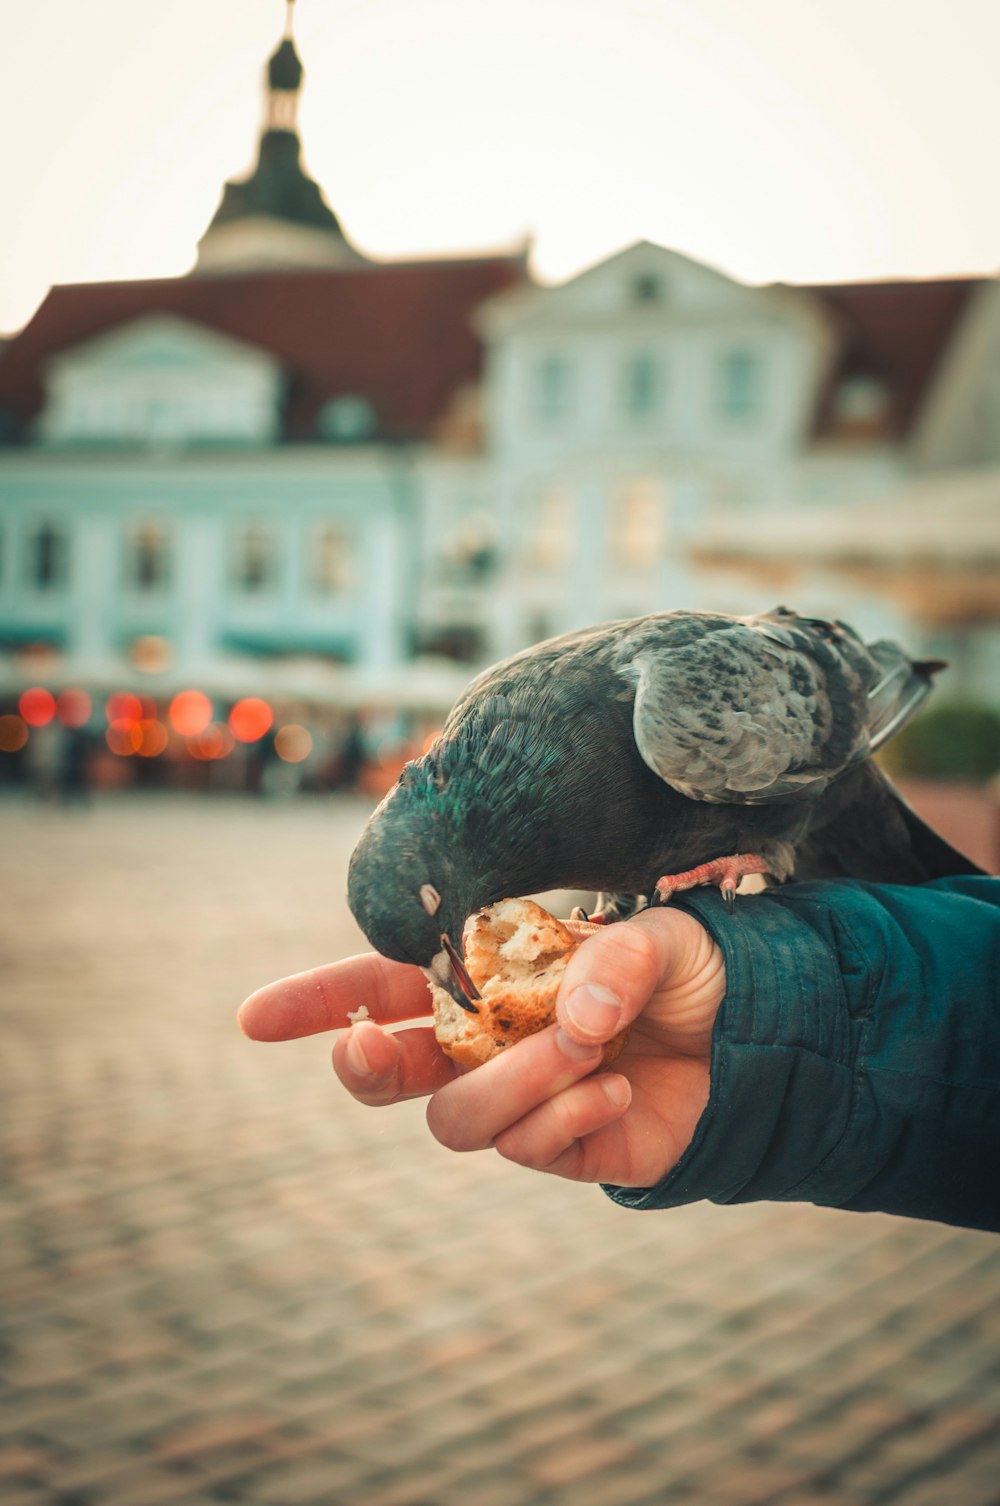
187, 723, 234, 761
106, 718, 139, 757
228, 697, 273, 743
134, 719, 169, 757
105, 691, 144, 724
169, 690, 213, 737
19, 687, 56, 727
129, 635, 173, 673
274, 723, 313, 763
56, 688, 92, 728
0, 714, 29, 752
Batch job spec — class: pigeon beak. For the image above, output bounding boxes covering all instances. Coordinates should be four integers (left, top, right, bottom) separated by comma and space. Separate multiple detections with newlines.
426, 933, 481, 1013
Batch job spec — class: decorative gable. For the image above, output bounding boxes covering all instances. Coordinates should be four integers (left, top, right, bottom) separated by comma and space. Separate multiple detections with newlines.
478, 241, 826, 332
38, 314, 283, 447
478, 240, 833, 461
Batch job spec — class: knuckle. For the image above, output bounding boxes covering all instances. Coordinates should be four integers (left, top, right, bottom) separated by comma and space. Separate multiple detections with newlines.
552, 1088, 588, 1145
614, 917, 663, 972
577, 916, 661, 995
425, 1092, 483, 1153
493, 1126, 533, 1167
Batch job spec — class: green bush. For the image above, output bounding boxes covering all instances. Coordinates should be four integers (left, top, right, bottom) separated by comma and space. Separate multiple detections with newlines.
880, 701, 1000, 783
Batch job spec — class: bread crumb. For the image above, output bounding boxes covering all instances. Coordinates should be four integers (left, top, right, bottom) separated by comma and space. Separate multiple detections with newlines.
346, 1004, 371, 1025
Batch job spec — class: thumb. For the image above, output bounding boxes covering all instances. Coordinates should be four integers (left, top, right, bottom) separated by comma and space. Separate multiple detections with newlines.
557, 906, 722, 1048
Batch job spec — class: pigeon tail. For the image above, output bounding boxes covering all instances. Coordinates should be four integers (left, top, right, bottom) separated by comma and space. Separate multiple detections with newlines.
794, 762, 987, 881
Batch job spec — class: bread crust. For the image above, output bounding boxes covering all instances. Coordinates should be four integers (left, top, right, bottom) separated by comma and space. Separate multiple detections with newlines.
429, 897, 628, 1069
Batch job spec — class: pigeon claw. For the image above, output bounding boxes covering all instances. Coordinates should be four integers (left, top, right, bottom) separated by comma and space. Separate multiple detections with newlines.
570, 904, 614, 925
654, 854, 770, 914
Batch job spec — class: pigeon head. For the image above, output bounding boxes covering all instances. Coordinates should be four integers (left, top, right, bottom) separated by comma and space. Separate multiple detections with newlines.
347, 759, 489, 1011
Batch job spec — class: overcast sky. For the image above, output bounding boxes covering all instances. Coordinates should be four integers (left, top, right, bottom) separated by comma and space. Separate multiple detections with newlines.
3, 0, 999, 334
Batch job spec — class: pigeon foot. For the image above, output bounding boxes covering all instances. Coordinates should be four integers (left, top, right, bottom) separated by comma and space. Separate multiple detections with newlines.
654, 854, 770, 916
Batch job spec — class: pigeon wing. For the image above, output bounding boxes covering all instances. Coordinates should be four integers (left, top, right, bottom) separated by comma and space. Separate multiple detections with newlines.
623, 614, 872, 805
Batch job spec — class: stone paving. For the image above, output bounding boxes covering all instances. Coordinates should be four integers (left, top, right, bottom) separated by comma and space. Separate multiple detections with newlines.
2, 793, 998, 1506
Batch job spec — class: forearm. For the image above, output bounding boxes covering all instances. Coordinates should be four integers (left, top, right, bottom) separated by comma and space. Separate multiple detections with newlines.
605, 877, 1000, 1233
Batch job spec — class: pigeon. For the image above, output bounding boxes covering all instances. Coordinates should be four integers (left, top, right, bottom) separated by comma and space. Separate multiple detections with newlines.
347, 606, 984, 1010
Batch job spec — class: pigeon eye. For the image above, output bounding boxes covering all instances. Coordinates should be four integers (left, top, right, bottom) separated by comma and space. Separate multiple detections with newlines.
419, 884, 441, 916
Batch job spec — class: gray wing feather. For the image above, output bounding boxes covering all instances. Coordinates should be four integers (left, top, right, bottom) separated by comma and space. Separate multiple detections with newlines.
626, 613, 873, 805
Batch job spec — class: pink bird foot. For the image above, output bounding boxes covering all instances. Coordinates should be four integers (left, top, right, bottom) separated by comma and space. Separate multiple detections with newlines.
653, 854, 771, 915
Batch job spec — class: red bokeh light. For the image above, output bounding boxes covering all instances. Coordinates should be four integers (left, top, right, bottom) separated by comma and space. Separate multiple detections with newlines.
56, 688, 92, 728
134, 719, 169, 757
228, 697, 274, 743
19, 687, 56, 727
105, 692, 144, 725
169, 690, 213, 738
106, 719, 139, 757
187, 723, 234, 761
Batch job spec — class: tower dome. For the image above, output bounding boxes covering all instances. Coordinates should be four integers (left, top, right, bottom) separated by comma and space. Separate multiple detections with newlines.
195, 0, 365, 274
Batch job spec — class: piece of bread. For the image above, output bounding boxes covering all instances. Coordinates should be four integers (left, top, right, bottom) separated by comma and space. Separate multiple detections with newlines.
429, 897, 629, 1069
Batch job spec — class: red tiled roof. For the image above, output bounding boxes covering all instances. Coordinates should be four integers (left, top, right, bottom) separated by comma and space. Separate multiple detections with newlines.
0, 257, 526, 441
0, 261, 983, 446
799, 276, 983, 437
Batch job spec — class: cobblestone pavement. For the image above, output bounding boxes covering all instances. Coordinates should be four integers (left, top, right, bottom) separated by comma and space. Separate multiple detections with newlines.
2, 794, 998, 1506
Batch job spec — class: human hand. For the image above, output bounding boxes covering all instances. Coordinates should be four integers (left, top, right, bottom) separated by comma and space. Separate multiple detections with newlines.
238, 907, 726, 1188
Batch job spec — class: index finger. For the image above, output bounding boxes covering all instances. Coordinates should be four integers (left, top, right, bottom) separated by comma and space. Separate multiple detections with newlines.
238, 952, 432, 1041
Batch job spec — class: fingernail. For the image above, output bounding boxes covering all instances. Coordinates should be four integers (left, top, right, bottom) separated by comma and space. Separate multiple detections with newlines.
555, 1028, 602, 1062
345, 1025, 376, 1079
602, 1075, 631, 1109
565, 983, 621, 1040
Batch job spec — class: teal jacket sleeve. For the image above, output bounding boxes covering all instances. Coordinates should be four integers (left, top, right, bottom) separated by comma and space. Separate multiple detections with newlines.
604, 877, 1000, 1233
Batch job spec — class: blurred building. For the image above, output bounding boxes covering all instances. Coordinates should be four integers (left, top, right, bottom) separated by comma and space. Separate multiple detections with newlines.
0, 7, 525, 717
1, 6, 998, 715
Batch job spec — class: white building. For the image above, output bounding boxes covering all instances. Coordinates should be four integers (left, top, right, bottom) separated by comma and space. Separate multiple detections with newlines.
474, 241, 1000, 672
1, 5, 998, 734
0, 11, 524, 718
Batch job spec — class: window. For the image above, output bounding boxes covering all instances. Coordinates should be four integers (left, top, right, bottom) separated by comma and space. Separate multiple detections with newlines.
413, 625, 484, 663
719, 349, 762, 421
631, 273, 663, 304
127, 522, 171, 591
310, 524, 355, 595
27, 523, 68, 590
624, 351, 661, 419
832, 375, 890, 428
317, 395, 377, 444
614, 479, 666, 568
441, 516, 498, 581
525, 482, 572, 569
234, 525, 277, 592
534, 355, 571, 423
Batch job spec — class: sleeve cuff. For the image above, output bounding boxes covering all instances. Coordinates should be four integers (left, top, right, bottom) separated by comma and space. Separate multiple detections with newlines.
603, 887, 860, 1211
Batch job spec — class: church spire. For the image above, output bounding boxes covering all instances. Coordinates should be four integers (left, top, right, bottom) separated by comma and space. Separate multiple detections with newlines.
194, 0, 365, 274
265, 1, 304, 131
